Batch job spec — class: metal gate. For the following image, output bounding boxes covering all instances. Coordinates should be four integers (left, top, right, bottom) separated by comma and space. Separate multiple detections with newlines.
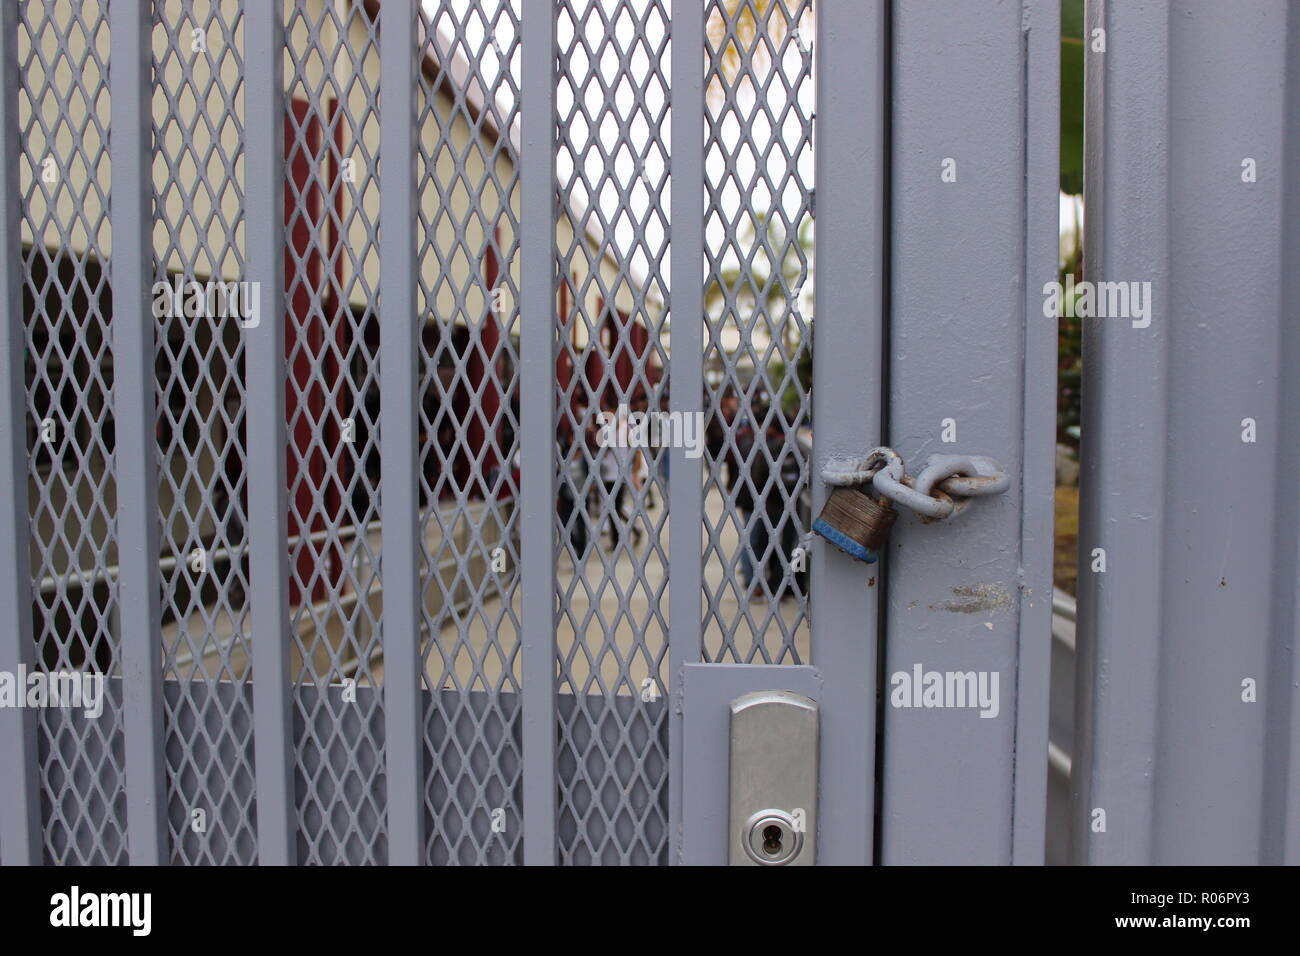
0, 0, 1058, 865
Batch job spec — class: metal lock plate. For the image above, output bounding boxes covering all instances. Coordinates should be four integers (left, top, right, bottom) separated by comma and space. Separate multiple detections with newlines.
729, 690, 819, 866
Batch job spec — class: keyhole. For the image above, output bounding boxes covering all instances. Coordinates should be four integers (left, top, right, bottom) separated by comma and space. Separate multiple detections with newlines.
762, 824, 784, 855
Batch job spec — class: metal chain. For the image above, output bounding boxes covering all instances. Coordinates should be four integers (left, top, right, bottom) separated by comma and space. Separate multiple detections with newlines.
822, 447, 1009, 521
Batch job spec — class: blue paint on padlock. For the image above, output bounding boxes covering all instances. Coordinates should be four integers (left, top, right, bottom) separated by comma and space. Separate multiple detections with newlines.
812, 516, 879, 564
812, 485, 895, 563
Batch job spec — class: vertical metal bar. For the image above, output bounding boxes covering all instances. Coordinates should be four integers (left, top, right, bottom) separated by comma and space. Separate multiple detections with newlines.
110, 0, 167, 865
1012, 0, 1059, 866
244, 0, 296, 865
0, 0, 41, 865
666, 0, 704, 865
520, 0, 557, 866
1077, 0, 1294, 865
1152, 0, 1283, 866
378, 0, 425, 865
882, 0, 1039, 864
1071, 0, 1167, 866
810, 0, 885, 865
1274, 2, 1300, 864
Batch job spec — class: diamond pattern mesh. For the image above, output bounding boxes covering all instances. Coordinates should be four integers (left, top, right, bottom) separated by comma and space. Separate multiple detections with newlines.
701, 0, 814, 664
554, 0, 671, 865
282, 0, 386, 867
16, 0, 125, 866
11, 0, 821, 867
415, 0, 524, 866
151, 0, 257, 865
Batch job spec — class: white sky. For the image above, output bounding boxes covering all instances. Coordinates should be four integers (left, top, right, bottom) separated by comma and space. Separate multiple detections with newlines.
423, 0, 817, 307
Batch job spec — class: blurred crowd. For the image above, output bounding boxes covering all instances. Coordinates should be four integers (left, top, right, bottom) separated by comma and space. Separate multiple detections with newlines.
556, 386, 804, 604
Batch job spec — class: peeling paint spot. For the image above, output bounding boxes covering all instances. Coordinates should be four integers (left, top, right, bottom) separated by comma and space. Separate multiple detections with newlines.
930, 583, 1012, 614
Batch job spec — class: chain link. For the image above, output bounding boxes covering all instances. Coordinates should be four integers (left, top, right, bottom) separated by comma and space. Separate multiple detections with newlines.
822, 447, 1009, 521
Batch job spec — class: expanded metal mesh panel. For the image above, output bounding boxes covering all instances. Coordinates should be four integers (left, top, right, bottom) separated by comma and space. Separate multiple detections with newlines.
282, 0, 385, 867
35, 679, 666, 866
16, 0, 125, 865
151, 0, 256, 865
554, 0, 670, 865
701, 0, 813, 664
415, 0, 524, 866
10, 0, 820, 868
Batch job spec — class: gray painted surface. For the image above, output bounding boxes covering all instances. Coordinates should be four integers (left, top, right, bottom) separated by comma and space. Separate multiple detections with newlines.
810, 0, 886, 867
378, 0, 425, 865
110, 0, 168, 865
244, 0, 296, 866
1013, 0, 1060, 867
680, 663, 822, 865
1073, 0, 1300, 865
880, 0, 1057, 864
1274, 0, 1300, 867
519, 0, 557, 866
667, 0, 704, 865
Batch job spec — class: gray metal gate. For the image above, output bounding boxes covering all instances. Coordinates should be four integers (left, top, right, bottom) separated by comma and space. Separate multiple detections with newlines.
0, 0, 1061, 866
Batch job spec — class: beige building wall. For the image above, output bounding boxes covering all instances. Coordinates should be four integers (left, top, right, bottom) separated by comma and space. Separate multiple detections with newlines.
19, 0, 644, 336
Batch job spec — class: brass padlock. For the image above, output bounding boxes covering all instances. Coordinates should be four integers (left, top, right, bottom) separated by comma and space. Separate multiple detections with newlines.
812, 485, 896, 563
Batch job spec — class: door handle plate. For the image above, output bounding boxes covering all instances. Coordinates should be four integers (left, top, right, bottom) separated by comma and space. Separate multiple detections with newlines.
729, 690, 818, 866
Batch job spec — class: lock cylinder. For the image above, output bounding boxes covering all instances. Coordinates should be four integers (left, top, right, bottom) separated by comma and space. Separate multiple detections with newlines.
812, 486, 896, 562
743, 810, 803, 866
